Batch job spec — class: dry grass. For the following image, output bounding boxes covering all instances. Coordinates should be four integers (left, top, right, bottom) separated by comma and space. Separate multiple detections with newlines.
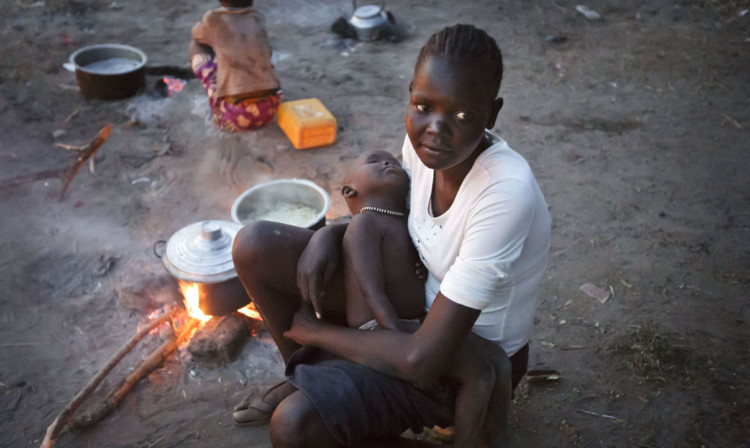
607, 323, 702, 384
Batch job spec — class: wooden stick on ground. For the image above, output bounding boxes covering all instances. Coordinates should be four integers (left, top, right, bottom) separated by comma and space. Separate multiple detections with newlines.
0, 169, 65, 191
39, 307, 181, 448
0, 124, 111, 195
58, 123, 112, 200
70, 317, 201, 430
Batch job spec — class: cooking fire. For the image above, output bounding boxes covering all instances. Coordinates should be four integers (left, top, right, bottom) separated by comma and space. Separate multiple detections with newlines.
41, 278, 262, 448
180, 281, 262, 323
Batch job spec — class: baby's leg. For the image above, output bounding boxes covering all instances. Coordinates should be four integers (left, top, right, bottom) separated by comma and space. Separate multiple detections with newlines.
452, 334, 512, 448
451, 349, 494, 447
482, 341, 512, 448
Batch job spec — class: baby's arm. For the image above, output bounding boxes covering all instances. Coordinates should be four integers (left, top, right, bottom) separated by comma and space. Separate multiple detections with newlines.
344, 215, 407, 332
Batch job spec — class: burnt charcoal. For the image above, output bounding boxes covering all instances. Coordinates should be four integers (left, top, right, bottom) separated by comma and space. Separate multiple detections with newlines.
331, 16, 356, 39
152, 78, 169, 98
188, 314, 251, 367
144, 64, 195, 79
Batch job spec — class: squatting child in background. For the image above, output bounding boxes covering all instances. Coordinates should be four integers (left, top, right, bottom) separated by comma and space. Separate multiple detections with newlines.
189, 0, 280, 132
303, 149, 511, 447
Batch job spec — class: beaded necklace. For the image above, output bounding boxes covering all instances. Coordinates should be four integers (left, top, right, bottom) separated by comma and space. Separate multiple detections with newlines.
360, 206, 405, 217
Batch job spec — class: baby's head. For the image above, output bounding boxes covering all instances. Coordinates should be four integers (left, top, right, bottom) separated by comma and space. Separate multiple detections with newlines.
341, 150, 409, 215
220, 0, 253, 8
406, 24, 505, 171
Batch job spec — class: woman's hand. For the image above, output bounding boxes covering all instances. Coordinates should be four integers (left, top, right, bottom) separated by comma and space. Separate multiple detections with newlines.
285, 293, 481, 384
283, 303, 321, 346
296, 224, 346, 308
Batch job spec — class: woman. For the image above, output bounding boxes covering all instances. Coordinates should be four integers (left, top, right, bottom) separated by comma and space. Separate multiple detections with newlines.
232, 24, 550, 447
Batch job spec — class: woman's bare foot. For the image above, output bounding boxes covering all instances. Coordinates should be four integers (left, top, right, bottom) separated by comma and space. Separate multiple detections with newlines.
233, 381, 297, 426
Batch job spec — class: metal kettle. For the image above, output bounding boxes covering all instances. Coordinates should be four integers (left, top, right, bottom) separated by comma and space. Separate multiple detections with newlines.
348, 0, 392, 41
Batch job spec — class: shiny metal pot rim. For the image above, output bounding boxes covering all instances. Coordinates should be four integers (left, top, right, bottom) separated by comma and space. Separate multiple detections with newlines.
70, 43, 147, 74
231, 178, 330, 229
162, 220, 242, 284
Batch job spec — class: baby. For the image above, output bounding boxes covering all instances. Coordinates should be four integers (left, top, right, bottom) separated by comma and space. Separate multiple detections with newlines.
334, 150, 424, 331
189, 0, 280, 132
321, 149, 509, 447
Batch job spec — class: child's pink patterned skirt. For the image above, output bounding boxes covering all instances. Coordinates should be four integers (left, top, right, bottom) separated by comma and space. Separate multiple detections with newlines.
192, 55, 280, 132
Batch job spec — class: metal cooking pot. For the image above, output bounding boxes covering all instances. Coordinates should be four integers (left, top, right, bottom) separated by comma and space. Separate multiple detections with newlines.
69, 43, 147, 100
158, 220, 250, 316
231, 178, 330, 230
348, 0, 391, 41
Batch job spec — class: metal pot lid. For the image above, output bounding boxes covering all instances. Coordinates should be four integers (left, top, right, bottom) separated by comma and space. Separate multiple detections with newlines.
354, 5, 382, 19
162, 220, 242, 283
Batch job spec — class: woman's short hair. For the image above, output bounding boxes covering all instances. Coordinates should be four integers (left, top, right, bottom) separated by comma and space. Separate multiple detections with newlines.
416, 24, 504, 96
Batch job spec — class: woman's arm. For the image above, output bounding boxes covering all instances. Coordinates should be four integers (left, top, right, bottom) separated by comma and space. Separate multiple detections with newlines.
284, 292, 480, 384
296, 223, 348, 306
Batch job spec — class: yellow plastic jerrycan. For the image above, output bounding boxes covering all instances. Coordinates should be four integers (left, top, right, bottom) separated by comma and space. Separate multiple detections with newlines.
277, 98, 337, 150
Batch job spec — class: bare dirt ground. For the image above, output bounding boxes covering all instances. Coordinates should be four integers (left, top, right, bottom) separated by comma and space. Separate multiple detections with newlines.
1, 0, 749, 447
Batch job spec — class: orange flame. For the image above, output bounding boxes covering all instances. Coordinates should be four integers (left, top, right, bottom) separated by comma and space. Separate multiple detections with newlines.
179, 281, 261, 322
180, 282, 212, 323
237, 303, 262, 320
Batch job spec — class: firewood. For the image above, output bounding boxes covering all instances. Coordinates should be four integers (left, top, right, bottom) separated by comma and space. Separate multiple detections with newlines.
58, 123, 112, 200
39, 307, 181, 448
0, 169, 64, 191
70, 317, 201, 429
188, 314, 251, 366
0, 124, 112, 196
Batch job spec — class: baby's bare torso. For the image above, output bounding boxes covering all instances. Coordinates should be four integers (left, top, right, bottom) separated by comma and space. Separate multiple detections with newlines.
342, 213, 425, 329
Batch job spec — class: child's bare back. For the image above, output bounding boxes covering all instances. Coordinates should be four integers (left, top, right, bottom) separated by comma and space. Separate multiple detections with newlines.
189, 0, 280, 132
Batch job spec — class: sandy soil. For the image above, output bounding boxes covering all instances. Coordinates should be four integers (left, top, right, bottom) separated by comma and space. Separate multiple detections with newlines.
1, 0, 749, 447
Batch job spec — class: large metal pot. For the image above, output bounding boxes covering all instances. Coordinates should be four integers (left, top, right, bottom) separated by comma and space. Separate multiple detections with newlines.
69, 44, 147, 100
159, 220, 250, 316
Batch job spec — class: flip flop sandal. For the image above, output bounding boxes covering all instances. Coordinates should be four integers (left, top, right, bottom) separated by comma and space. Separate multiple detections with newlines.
233, 399, 276, 426
232, 381, 293, 426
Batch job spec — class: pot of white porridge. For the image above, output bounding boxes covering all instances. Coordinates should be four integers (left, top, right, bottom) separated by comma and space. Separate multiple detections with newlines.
231, 179, 331, 230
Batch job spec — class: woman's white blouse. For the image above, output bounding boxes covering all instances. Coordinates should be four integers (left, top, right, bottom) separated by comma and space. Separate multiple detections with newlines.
402, 132, 551, 356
